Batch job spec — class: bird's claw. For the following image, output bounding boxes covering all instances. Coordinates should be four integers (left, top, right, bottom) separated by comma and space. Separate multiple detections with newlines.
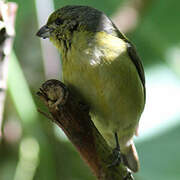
108, 146, 122, 168
123, 169, 134, 180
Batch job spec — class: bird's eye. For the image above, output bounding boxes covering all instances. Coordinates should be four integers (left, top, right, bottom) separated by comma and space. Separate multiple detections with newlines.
55, 18, 63, 25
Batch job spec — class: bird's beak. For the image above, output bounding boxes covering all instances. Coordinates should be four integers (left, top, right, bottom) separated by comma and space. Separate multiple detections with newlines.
36, 25, 52, 39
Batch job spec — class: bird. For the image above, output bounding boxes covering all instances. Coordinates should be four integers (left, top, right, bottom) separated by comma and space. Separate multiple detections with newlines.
36, 5, 146, 172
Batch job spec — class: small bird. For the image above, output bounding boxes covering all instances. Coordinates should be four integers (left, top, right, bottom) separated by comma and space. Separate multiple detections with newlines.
37, 5, 145, 172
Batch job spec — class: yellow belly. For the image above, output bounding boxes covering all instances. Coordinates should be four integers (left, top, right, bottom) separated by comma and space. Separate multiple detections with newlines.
62, 32, 145, 148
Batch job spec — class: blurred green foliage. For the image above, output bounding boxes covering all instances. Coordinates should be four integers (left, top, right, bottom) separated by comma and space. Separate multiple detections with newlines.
137, 125, 180, 180
131, 0, 180, 67
0, 0, 180, 180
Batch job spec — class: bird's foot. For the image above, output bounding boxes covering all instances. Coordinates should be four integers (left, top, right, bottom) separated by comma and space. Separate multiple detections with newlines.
108, 147, 122, 168
123, 170, 134, 180
108, 132, 123, 168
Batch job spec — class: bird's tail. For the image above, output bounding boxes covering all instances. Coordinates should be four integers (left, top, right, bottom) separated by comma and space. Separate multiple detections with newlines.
122, 142, 140, 172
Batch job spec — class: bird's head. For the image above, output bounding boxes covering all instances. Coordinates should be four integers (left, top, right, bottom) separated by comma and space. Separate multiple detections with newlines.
36, 5, 117, 45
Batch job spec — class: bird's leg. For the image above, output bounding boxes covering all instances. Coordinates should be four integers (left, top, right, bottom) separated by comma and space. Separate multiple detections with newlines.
108, 132, 123, 167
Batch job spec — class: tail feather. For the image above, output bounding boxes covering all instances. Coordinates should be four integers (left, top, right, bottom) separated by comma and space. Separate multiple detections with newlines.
123, 142, 140, 172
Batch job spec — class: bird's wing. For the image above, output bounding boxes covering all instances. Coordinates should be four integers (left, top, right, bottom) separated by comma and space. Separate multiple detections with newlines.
126, 42, 146, 101
125, 42, 146, 138
114, 29, 146, 138
112, 26, 146, 101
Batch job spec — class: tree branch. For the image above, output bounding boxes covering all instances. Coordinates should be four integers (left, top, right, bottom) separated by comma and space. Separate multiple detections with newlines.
37, 79, 134, 180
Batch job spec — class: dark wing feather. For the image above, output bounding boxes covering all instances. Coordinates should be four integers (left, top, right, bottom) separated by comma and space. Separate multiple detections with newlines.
126, 42, 146, 101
